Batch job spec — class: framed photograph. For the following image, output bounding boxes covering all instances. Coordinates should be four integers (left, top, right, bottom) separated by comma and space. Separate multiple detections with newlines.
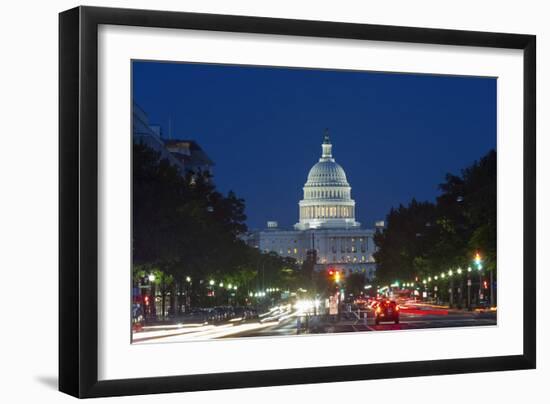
59, 6, 536, 398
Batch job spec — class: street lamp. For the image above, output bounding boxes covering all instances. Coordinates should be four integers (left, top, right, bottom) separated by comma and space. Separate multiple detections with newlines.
146, 274, 157, 319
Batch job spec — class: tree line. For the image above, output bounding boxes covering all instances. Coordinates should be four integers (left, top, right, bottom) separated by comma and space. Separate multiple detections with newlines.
373, 150, 496, 284
132, 143, 302, 315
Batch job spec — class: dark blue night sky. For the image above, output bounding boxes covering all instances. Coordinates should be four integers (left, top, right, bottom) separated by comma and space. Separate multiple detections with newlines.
132, 61, 496, 230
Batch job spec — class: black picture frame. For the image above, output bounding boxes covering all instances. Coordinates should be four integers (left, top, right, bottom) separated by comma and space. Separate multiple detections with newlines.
59, 6, 536, 398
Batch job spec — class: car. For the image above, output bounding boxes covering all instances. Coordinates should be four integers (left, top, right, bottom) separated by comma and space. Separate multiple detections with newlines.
373, 299, 400, 325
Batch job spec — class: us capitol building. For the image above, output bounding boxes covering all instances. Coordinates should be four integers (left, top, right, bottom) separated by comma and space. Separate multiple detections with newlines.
243, 132, 383, 280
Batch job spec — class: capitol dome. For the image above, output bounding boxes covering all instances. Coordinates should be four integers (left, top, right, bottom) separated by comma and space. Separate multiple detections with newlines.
295, 132, 360, 230
305, 161, 349, 187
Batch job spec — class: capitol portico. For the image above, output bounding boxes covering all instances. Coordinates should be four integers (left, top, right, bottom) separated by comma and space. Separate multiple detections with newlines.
243, 132, 382, 280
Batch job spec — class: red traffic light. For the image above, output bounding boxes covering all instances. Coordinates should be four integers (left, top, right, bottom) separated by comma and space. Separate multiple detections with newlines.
328, 269, 335, 276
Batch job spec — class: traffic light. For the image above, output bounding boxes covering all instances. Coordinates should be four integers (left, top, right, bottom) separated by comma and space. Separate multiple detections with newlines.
144, 295, 150, 306
483, 280, 488, 289
327, 268, 340, 283
474, 252, 483, 270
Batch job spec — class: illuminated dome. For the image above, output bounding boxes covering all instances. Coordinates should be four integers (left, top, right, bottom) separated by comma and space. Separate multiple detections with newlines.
306, 160, 349, 187
295, 131, 360, 230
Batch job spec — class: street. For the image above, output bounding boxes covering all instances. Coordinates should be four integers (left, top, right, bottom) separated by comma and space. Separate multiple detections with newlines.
132, 303, 496, 343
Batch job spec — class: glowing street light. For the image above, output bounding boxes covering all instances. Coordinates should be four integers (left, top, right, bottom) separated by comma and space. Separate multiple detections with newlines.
209, 280, 215, 286
148, 274, 156, 282
186, 276, 191, 283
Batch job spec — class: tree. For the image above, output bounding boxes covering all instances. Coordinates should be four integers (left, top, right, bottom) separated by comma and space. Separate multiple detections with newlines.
132, 143, 301, 311
133, 143, 253, 309
345, 272, 367, 296
373, 199, 438, 283
373, 150, 496, 284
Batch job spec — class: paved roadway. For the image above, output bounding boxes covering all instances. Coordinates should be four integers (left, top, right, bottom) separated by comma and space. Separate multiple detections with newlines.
132, 306, 496, 343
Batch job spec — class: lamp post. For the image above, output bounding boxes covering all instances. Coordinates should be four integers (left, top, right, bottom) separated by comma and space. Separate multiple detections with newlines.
467, 266, 472, 310
448, 270, 454, 307
474, 252, 484, 307
148, 273, 156, 320
489, 268, 495, 308
185, 276, 192, 312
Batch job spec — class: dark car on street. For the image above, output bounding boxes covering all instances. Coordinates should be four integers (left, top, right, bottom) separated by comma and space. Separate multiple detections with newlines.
373, 299, 400, 325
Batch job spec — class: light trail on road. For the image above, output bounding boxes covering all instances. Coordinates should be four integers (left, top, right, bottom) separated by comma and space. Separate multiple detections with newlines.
133, 320, 284, 343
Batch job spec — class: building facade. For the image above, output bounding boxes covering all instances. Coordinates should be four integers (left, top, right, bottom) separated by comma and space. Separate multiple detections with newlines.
132, 102, 214, 178
244, 133, 382, 280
